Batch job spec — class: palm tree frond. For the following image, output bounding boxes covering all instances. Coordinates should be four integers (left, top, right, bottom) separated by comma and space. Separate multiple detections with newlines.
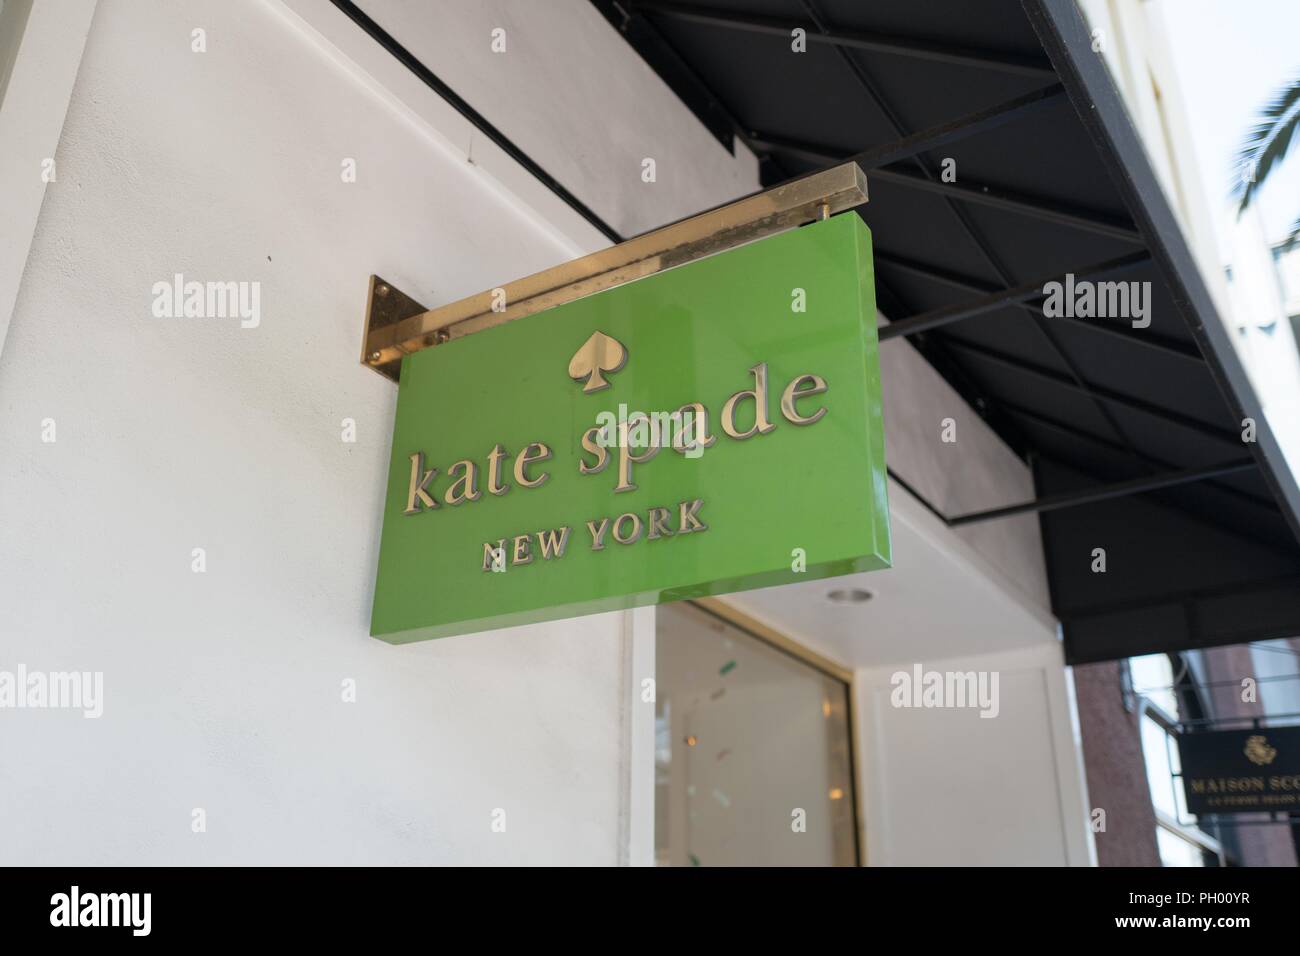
1232, 75, 1300, 214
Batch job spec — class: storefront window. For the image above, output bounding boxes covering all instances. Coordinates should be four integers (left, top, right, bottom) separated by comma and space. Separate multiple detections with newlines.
1156, 826, 1209, 868
1130, 653, 1221, 867
655, 602, 857, 866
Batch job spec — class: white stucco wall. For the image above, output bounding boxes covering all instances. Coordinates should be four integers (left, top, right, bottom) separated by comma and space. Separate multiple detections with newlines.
0, 0, 96, 356
0, 0, 671, 865
350, 0, 760, 238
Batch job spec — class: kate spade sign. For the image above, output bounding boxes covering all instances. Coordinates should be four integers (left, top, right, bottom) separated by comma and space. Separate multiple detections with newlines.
371, 215, 890, 643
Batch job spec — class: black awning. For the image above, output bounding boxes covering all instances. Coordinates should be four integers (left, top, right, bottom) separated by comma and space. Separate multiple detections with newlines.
593, 0, 1300, 663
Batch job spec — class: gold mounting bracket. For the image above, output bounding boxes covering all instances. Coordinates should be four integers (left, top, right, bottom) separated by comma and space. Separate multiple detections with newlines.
361, 276, 432, 381
360, 161, 868, 383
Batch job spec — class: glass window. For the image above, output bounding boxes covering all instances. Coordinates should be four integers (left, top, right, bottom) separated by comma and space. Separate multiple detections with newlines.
1130, 653, 1179, 717
1130, 653, 1222, 866
655, 602, 857, 866
1248, 639, 1300, 724
1141, 712, 1183, 821
1156, 826, 1209, 868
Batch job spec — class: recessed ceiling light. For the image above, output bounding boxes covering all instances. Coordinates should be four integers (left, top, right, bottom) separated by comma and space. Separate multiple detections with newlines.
827, 587, 873, 605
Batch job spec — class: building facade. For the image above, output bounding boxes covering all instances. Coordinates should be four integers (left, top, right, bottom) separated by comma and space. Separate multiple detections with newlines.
1, 0, 1296, 866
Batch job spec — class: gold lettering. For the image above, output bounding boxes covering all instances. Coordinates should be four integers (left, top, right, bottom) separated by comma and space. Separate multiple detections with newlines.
587, 517, 610, 551
1196, 776, 1266, 794
444, 459, 481, 505
612, 512, 643, 545
678, 498, 707, 534
721, 363, 776, 439
780, 373, 828, 425
512, 534, 533, 565
536, 526, 570, 560
615, 419, 659, 493
482, 539, 506, 572
514, 442, 552, 489
486, 443, 510, 496
671, 402, 716, 455
404, 452, 438, 515
579, 427, 610, 475
647, 507, 674, 539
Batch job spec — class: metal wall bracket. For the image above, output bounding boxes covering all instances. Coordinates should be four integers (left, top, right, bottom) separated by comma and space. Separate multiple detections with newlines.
359, 161, 868, 382
361, 276, 430, 382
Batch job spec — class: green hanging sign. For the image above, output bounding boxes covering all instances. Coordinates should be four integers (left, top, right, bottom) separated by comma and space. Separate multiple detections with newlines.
371, 214, 890, 643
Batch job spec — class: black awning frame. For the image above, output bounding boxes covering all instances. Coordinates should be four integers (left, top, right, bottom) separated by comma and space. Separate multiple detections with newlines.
1023, 0, 1300, 545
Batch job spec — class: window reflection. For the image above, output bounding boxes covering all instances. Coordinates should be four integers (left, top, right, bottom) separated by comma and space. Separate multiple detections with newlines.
655, 602, 857, 866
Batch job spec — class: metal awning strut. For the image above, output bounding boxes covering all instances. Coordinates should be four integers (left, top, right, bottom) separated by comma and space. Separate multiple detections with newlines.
626, 0, 1058, 78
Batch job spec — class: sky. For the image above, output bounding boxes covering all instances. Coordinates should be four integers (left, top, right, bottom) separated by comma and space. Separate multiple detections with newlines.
1157, 0, 1300, 256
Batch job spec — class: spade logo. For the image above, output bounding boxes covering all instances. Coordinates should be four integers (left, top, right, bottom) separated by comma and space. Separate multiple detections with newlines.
568, 331, 628, 394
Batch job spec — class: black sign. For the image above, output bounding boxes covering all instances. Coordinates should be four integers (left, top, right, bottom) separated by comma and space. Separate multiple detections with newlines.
1178, 726, 1300, 815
